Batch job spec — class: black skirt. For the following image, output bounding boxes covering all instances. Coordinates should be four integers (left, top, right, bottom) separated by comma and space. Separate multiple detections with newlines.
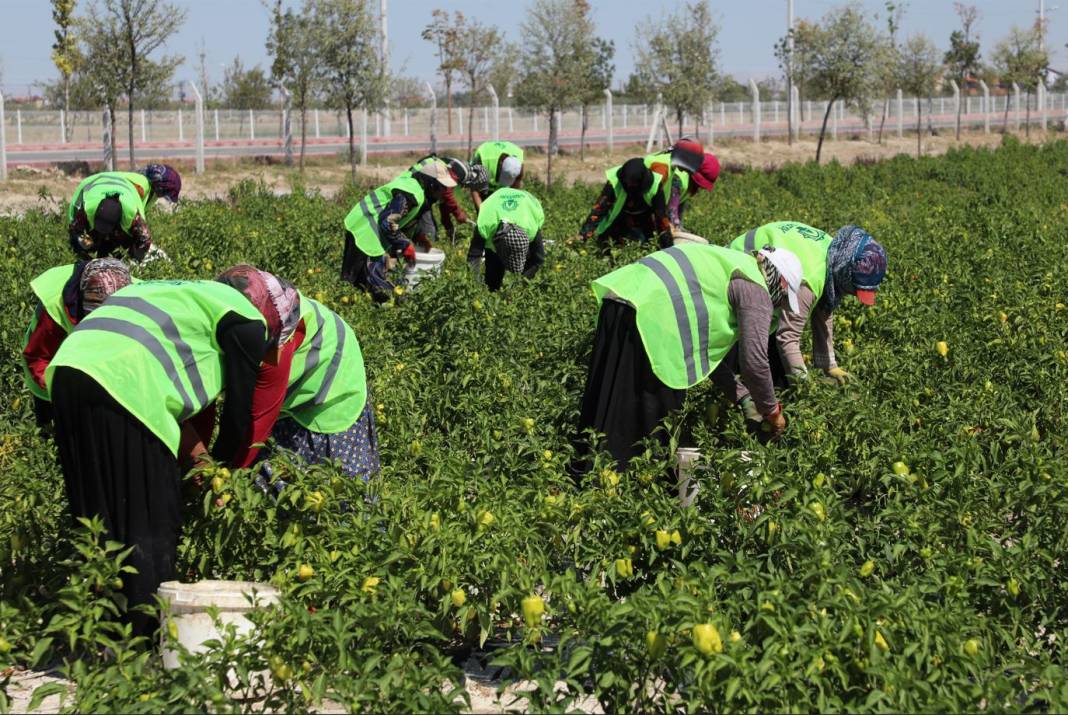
577, 300, 686, 471
51, 367, 183, 637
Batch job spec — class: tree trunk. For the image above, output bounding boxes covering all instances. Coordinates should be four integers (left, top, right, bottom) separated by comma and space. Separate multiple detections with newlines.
547, 108, 556, 189
877, 97, 889, 144
446, 77, 453, 134
580, 105, 588, 160
677, 108, 684, 140
815, 97, 836, 164
347, 106, 356, 181
916, 102, 922, 156
299, 104, 308, 171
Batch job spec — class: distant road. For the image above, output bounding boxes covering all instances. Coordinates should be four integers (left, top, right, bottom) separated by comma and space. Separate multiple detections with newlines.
2, 112, 1038, 166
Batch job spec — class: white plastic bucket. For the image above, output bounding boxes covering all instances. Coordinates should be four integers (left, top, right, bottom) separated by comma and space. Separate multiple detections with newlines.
676, 448, 702, 507
404, 247, 446, 287
673, 231, 709, 246
158, 580, 280, 670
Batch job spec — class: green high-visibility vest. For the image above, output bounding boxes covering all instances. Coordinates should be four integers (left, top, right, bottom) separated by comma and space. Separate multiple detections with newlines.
645, 151, 693, 206
472, 141, 524, 188
406, 156, 446, 177
284, 295, 367, 433
46, 280, 266, 456
21, 264, 77, 401
475, 189, 544, 252
343, 175, 427, 257
730, 221, 832, 303
596, 163, 664, 237
592, 244, 767, 389
68, 172, 149, 235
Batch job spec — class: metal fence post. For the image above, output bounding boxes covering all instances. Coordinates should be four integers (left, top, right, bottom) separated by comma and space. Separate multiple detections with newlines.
831, 100, 837, 140
60, 109, 66, 144
487, 84, 500, 141
622, 104, 628, 128
15, 110, 21, 145
102, 107, 114, 171
1012, 83, 1021, 130
250, 109, 255, 140
645, 93, 662, 151
1039, 83, 1047, 131
791, 86, 800, 140
188, 81, 205, 175
403, 109, 409, 135
360, 108, 368, 165
425, 82, 437, 154
508, 107, 514, 133
281, 87, 293, 166
950, 80, 959, 129
604, 88, 614, 152
0, 93, 7, 181
979, 80, 990, 134
178, 108, 184, 141
896, 89, 904, 138
749, 79, 761, 142
214, 109, 220, 141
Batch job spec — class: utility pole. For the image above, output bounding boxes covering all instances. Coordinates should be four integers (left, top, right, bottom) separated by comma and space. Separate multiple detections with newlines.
381, 0, 391, 136
787, 0, 795, 144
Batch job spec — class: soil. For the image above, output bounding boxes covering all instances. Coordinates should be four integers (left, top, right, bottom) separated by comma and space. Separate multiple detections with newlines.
0, 129, 1054, 217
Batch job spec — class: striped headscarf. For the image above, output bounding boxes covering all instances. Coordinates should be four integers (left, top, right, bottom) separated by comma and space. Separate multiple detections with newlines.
821, 225, 888, 312
216, 264, 301, 347
757, 251, 786, 308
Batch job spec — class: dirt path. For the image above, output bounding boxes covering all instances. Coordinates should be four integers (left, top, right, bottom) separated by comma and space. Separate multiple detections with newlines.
0, 129, 1054, 217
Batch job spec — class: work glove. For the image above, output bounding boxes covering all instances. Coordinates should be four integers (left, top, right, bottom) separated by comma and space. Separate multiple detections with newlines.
787, 365, 810, 385
819, 367, 852, 386
761, 404, 787, 441
738, 395, 762, 424
140, 244, 171, 264
401, 243, 416, 266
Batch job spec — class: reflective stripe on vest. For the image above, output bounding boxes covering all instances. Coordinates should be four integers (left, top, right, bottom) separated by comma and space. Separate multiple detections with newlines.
284, 296, 366, 432
344, 176, 425, 257
591, 244, 767, 389
74, 316, 200, 420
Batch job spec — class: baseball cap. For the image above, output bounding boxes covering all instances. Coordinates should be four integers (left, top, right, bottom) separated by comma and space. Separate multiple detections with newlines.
498, 156, 522, 187
417, 161, 458, 188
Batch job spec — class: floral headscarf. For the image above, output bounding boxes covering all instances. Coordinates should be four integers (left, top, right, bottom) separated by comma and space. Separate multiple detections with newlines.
821, 225, 888, 312
76, 258, 131, 318
216, 264, 300, 347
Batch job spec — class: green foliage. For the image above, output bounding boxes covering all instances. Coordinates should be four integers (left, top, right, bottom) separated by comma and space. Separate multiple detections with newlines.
0, 143, 1067, 710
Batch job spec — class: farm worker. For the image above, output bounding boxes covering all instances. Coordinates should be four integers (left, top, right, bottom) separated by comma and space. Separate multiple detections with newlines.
46, 268, 300, 635
644, 139, 720, 231
255, 293, 379, 480
578, 243, 803, 469
21, 259, 132, 428
468, 140, 525, 212
404, 154, 481, 243
578, 157, 672, 248
729, 222, 887, 386
468, 188, 546, 291
341, 161, 458, 302
67, 164, 182, 261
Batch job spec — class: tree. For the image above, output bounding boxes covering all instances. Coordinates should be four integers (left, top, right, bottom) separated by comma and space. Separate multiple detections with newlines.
944, 3, 981, 140
77, 11, 126, 165
514, 0, 593, 188
267, 0, 320, 170
448, 14, 503, 155
799, 3, 881, 163
421, 10, 463, 135
51, 0, 82, 142
634, 1, 719, 138
774, 18, 820, 121
992, 25, 1048, 137
93, 0, 186, 167
577, 37, 614, 160
221, 57, 273, 110
872, 1, 904, 143
898, 34, 942, 156
308, 0, 385, 180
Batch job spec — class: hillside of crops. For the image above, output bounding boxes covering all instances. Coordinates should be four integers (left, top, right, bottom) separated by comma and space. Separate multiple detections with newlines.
0, 137, 1066, 712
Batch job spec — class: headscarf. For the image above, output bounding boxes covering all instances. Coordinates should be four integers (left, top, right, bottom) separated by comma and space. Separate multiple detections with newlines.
618, 157, 653, 200
69, 258, 131, 319
142, 164, 182, 203
821, 225, 889, 312
494, 223, 531, 273
216, 264, 301, 347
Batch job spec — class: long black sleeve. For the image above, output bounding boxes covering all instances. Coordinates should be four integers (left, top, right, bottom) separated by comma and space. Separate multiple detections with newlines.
211, 312, 269, 464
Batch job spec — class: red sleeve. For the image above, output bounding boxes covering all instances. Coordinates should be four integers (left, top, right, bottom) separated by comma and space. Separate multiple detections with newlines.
439, 186, 466, 226
23, 307, 68, 390
228, 322, 305, 468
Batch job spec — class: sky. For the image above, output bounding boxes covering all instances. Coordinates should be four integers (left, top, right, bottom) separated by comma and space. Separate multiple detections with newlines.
1, 0, 1063, 97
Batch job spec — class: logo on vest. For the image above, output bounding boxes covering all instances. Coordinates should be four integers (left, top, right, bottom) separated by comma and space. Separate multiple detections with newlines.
501, 197, 519, 211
